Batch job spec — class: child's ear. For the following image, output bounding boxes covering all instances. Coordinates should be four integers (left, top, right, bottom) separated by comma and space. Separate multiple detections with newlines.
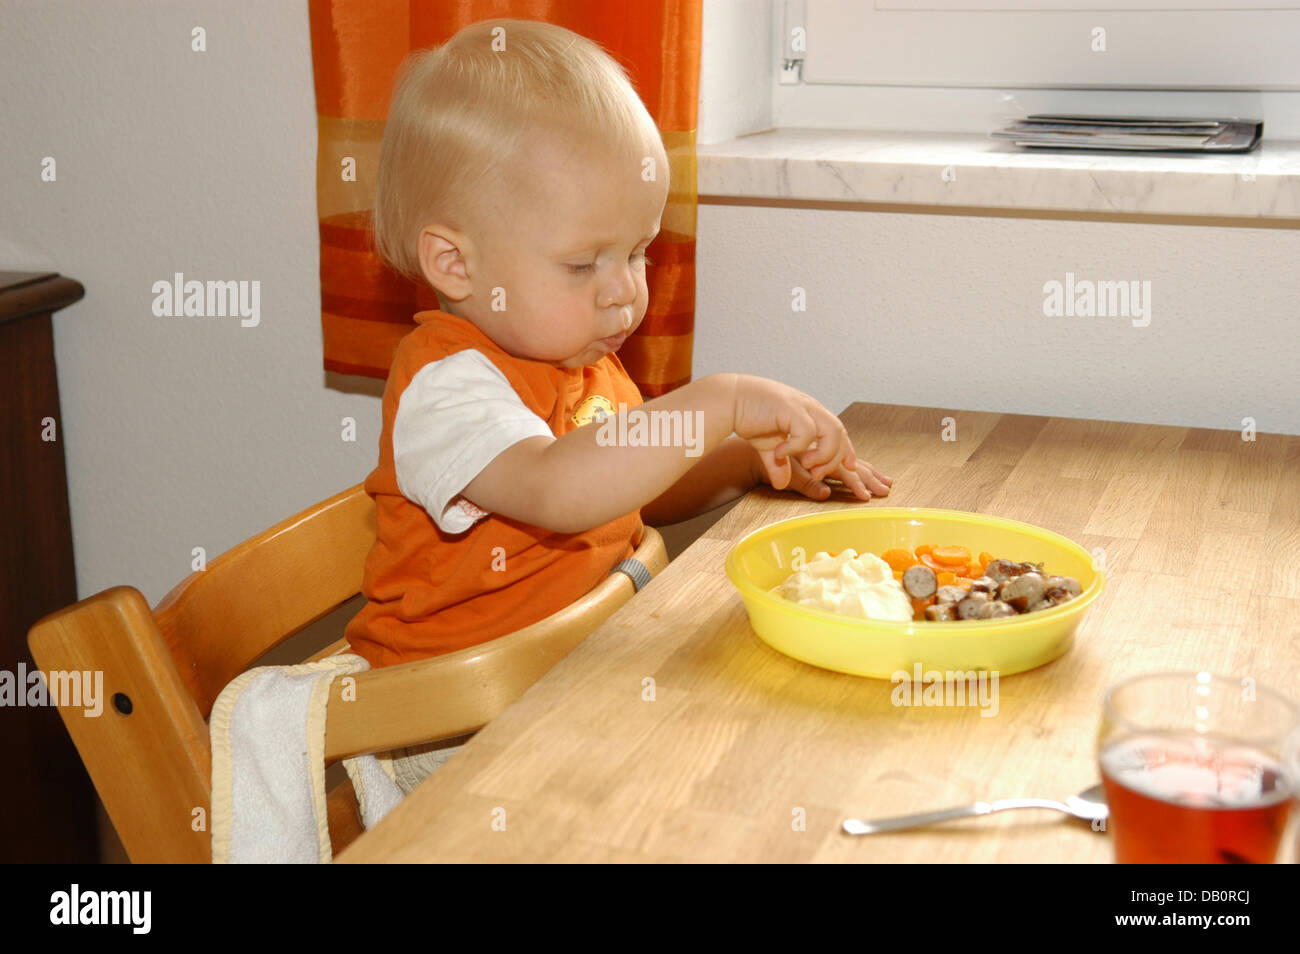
417, 227, 471, 302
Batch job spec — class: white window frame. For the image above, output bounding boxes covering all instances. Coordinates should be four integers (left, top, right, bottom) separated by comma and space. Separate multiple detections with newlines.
772, 0, 1300, 137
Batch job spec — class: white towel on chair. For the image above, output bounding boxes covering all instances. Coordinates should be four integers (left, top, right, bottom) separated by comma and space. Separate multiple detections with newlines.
209, 652, 405, 863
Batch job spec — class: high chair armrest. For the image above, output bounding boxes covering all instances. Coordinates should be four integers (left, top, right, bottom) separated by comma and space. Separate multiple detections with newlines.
321, 524, 668, 761
27, 585, 213, 863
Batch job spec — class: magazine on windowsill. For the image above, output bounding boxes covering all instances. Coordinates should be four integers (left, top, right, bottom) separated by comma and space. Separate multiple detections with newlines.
989, 115, 1263, 153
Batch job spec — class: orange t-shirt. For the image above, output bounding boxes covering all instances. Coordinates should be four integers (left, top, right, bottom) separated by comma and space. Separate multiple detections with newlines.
345, 310, 644, 668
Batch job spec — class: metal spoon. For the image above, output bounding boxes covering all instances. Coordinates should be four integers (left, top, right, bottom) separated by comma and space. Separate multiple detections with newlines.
842, 783, 1108, 835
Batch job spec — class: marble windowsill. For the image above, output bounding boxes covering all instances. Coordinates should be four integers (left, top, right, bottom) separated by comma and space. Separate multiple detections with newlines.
695, 128, 1300, 221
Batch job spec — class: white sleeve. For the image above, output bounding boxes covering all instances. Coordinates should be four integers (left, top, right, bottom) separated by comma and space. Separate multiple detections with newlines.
393, 349, 553, 534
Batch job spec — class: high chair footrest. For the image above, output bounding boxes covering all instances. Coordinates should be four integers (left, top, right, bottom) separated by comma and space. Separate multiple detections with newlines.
608, 558, 652, 591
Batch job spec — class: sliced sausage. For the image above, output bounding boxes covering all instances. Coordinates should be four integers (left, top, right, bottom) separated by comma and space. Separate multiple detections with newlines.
977, 599, 1018, 619
925, 603, 958, 621
1044, 575, 1082, 598
1028, 586, 1075, 613
1000, 572, 1047, 612
902, 564, 937, 599
983, 559, 1026, 583
935, 585, 968, 605
955, 593, 990, 619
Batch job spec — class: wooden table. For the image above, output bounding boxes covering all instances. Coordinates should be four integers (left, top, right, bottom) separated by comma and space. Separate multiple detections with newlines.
338, 403, 1300, 863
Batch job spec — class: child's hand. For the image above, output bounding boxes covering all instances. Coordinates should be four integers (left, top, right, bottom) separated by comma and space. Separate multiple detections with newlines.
785, 453, 893, 501
732, 374, 893, 497
749, 441, 894, 501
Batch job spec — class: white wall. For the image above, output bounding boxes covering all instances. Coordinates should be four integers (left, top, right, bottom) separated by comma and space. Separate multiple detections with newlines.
696, 0, 1299, 436
1, 0, 1295, 613
692, 206, 1300, 435
2, 0, 377, 605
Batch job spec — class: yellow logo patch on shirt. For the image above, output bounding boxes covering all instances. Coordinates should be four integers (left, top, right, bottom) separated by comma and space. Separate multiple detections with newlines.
571, 394, 617, 428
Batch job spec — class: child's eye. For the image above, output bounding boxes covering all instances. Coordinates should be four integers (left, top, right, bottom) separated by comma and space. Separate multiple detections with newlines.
568, 251, 652, 275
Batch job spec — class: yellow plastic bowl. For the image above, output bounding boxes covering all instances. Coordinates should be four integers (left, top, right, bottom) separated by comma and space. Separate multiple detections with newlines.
725, 508, 1104, 679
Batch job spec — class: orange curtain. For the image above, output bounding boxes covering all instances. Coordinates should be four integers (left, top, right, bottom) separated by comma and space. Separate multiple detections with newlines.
308, 0, 700, 398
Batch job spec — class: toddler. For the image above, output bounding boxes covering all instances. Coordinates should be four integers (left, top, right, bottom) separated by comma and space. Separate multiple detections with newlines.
345, 18, 892, 685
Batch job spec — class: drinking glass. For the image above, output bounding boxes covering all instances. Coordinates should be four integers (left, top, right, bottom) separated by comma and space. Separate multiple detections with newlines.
1098, 671, 1299, 864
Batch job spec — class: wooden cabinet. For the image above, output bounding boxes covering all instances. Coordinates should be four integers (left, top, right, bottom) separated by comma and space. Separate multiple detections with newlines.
1, 270, 97, 862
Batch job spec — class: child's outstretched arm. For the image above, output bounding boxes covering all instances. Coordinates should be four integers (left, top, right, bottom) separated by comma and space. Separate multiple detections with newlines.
461, 373, 890, 534
638, 435, 761, 526
462, 373, 737, 533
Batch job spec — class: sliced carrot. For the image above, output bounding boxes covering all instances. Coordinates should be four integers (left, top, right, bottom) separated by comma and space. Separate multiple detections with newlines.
914, 544, 934, 558
892, 569, 905, 581
966, 562, 983, 579
881, 548, 918, 572
910, 595, 935, 620
978, 551, 994, 570
932, 545, 972, 566
936, 570, 957, 586
920, 553, 946, 572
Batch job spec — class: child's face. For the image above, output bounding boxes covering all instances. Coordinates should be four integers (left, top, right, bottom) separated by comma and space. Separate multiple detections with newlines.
461, 133, 669, 369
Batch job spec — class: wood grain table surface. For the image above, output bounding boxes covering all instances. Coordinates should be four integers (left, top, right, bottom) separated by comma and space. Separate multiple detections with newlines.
338, 403, 1300, 863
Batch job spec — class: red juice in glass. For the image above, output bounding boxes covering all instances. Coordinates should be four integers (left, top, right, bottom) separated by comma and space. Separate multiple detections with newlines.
1101, 733, 1293, 864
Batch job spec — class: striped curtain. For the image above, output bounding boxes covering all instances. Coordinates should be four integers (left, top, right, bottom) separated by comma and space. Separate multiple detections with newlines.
308, 0, 701, 397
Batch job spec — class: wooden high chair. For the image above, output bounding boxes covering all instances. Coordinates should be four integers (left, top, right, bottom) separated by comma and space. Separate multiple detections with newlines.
27, 483, 668, 863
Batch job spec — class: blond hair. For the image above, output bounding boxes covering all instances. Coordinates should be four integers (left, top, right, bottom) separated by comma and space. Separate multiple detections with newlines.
373, 18, 668, 285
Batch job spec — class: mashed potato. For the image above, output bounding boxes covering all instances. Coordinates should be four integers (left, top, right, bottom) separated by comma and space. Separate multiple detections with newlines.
771, 549, 913, 622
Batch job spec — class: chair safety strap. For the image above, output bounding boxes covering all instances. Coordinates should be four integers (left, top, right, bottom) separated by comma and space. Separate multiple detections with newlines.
608, 557, 652, 592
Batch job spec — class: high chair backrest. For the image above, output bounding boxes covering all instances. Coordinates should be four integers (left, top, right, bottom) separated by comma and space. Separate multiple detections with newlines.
28, 483, 667, 862
154, 484, 376, 719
